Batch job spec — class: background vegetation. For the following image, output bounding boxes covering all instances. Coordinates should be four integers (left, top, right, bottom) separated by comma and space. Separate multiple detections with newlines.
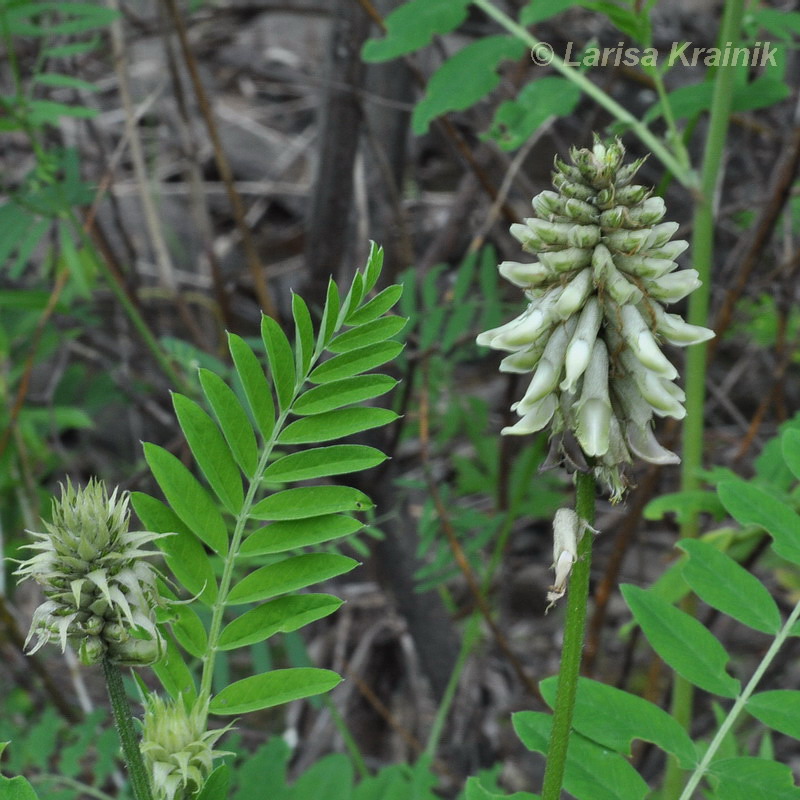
1, 0, 799, 798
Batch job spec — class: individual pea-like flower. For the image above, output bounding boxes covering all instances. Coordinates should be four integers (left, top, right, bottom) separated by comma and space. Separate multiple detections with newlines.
477, 136, 713, 501
14, 478, 165, 666
140, 695, 232, 800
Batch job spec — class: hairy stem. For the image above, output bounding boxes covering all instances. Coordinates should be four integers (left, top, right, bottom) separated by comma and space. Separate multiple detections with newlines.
665, 1, 745, 796
102, 659, 153, 800
541, 471, 596, 800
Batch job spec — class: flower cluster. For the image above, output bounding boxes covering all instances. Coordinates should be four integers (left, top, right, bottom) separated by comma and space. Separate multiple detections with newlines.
141, 695, 231, 800
477, 137, 713, 500
15, 479, 165, 666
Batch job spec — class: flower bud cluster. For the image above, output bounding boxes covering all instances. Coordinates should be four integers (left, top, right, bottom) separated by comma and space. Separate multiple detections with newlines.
141, 695, 232, 800
477, 137, 713, 500
15, 479, 165, 666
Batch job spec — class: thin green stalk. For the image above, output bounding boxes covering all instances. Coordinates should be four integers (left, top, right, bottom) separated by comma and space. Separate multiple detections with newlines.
665, 2, 746, 796
102, 659, 153, 800
541, 471, 596, 800
679, 596, 800, 800
470, 0, 697, 190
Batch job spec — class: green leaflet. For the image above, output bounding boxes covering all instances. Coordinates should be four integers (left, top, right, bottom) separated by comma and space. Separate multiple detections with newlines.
262, 314, 296, 411
263, 445, 387, 483
708, 758, 800, 800
228, 332, 275, 441
513, 711, 649, 800
781, 429, 800, 482
169, 604, 208, 659
345, 284, 404, 326
240, 516, 364, 556
143, 443, 229, 556
621, 584, 740, 698
328, 315, 407, 354
227, 553, 359, 605
292, 374, 398, 416
150, 635, 197, 706
209, 668, 342, 715
361, 0, 469, 62
747, 691, 800, 740
172, 392, 244, 514
465, 777, 539, 800
196, 765, 231, 800
131, 492, 218, 605
718, 479, 800, 565
309, 341, 404, 384
218, 594, 343, 650
539, 676, 697, 768
677, 538, 781, 635
412, 36, 527, 135
292, 292, 315, 375
199, 368, 259, 479
278, 407, 399, 445
249, 486, 373, 520
0, 775, 40, 800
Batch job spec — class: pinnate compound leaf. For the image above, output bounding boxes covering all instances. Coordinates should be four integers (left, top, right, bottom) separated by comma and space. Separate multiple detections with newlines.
292, 374, 398, 415
345, 284, 404, 326
172, 392, 243, 514
292, 293, 315, 375
621, 584, 740, 698
131, 492, 217, 604
198, 368, 259, 478
309, 341, 404, 384
228, 333, 275, 440
227, 553, 359, 604
328, 316, 407, 354
340, 272, 365, 323
718, 480, 800, 564
709, 758, 800, 800
513, 712, 649, 800
218, 594, 343, 650
747, 691, 800, 739
781, 429, 800, 482
262, 314, 296, 411
279, 407, 399, 444
677, 538, 781, 634
241, 515, 364, 556
539, 676, 696, 768
263, 445, 386, 483
250, 486, 372, 520
196, 765, 230, 800
209, 667, 341, 715
412, 36, 527, 135
143, 443, 228, 556
362, 0, 469, 62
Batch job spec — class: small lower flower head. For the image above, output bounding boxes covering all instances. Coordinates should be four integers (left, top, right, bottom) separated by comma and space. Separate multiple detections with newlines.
14, 478, 165, 665
141, 696, 232, 800
477, 136, 713, 500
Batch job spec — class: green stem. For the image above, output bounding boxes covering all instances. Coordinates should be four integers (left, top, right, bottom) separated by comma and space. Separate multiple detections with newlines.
541, 471, 596, 800
102, 659, 153, 800
679, 596, 800, 800
664, 2, 746, 796
470, 0, 697, 190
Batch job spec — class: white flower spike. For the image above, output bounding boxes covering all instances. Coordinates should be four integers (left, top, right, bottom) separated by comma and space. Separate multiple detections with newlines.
477, 136, 714, 501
